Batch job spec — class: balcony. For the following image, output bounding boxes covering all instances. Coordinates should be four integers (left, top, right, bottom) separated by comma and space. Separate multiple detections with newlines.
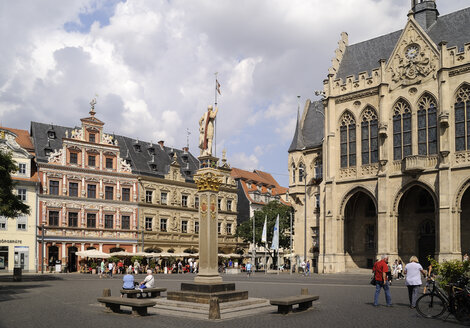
402, 155, 427, 174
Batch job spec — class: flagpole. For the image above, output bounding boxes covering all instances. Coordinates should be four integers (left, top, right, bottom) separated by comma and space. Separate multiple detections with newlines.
252, 215, 255, 271
214, 72, 218, 157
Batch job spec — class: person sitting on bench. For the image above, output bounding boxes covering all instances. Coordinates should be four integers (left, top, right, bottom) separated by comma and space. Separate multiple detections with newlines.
122, 268, 135, 291
139, 269, 155, 289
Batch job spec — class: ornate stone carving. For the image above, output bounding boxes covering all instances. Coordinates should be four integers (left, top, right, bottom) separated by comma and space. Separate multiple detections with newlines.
119, 158, 132, 173
387, 24, 438, 89
102, 133, 114, 145
48, 148, 64, 164
194, 171, 222, 192
71, 128, 83, 140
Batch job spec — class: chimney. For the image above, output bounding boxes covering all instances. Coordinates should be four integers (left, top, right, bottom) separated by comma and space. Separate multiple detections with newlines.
183, 146, 189, 153
158, 140, 164, 150
412, 0, 438, 30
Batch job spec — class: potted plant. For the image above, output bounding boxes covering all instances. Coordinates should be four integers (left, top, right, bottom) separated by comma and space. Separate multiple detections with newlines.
90, 262, 97, 274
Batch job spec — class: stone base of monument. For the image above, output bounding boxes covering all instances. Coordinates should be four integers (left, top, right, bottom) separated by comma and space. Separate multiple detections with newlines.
167, 282, 248, 304
150, 297, 274, 320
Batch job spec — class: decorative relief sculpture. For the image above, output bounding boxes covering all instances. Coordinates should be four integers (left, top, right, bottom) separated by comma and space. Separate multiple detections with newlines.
194, 172, 222, 192
71, 128, 83, 140
387, 25, 438, 89
102, 133, 114, 145
119, 158, 132, 173
48, 148, 64, 164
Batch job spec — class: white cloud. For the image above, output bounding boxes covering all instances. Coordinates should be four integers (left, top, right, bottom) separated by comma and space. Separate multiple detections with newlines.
230, 152, 260, 171
0, 0, 468, 185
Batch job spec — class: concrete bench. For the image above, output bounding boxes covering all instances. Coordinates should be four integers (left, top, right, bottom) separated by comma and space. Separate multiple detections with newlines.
270, 295, 319, 314
120, 287, 167, 298
97, 296, 156, 316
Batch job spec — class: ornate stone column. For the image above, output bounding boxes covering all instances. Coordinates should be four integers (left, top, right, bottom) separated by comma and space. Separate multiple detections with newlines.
194, 158, 223, 283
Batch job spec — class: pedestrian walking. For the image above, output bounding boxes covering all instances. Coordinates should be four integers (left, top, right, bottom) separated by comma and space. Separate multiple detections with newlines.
397, 260, 404, 279
404, 256, 426, 308
100, 259, 105, 278
305, 260, 311, 276
108, 261, 114, 278
373, 255, 392, 307
246, 262, 252, 277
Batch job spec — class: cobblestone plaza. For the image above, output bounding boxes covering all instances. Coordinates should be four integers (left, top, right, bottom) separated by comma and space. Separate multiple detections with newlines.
0, 272, 458, 327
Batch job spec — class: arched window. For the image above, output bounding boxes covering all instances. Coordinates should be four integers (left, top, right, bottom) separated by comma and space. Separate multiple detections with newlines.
340, 112, 356, 168
417, 94, 437, 155
455, 85, 470, 151
393, 100, 412, 160
314, 158, 322, 180
298, 163, 305, 182
361, 107, 378, 165
291, 163, 296, 183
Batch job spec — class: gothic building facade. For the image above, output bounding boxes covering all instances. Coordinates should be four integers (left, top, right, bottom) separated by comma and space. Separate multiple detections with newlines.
289, 1, 470, 272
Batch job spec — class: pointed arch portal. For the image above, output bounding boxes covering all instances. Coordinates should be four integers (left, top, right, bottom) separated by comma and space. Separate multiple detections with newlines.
344, 190, 377, 269
398, 185, 436, 267
460, 186, 470, 256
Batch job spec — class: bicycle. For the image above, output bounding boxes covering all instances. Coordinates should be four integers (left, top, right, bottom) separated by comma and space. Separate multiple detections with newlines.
416, 277, 470, 325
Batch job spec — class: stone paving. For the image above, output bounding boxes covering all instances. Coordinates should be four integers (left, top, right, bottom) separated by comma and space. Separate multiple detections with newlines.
0, 272, 460, 328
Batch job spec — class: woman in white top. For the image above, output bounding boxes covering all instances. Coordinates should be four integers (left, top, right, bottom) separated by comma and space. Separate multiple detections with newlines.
404, 256, 426, 308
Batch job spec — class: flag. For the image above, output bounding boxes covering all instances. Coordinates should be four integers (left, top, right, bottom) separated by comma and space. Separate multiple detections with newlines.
261, 216, 267, 243
216, 79, 221, 95
270, 215, 279, 250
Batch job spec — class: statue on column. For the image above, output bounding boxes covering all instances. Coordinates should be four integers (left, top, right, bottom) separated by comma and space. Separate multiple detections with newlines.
199, 105, 218, 156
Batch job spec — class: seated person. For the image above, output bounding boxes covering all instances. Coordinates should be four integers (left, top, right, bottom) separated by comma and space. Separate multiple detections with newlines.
122, 268, 135, 290
139, 269, 155, 289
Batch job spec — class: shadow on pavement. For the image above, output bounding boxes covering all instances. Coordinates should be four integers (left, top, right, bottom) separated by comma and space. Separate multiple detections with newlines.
0, 284, 51, 302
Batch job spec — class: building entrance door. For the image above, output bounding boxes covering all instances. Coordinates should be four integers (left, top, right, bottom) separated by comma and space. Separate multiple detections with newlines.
68, 247, 78, 272
418, 220, 435, 268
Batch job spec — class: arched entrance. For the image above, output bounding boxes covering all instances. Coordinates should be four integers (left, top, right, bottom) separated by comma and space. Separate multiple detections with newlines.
344, 191, 377, 269
460, 186, 470, 257
48, 245, 59, 270
68, 246, 78, 272
398, 185, 436, 267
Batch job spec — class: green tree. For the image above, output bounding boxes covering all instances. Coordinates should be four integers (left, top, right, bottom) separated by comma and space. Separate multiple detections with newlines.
0, 152, 30, 217
236, 201, 293, 258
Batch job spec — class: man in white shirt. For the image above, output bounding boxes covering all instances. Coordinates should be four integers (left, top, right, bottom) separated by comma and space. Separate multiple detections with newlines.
140, 269, 155, 289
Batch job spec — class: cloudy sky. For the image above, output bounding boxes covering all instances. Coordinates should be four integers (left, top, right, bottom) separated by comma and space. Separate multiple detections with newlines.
0, 0, 468, 186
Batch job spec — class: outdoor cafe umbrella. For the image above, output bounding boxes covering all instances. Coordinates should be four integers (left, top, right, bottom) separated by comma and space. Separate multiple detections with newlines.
75, 249, 110, 259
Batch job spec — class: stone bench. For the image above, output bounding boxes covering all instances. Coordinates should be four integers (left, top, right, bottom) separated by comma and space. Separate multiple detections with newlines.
97, 296, 156, 316
270, 295, 319, 314
120, 287, 167, 298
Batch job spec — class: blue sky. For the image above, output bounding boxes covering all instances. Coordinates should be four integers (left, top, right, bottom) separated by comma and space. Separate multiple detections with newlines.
0, 0, 469, 187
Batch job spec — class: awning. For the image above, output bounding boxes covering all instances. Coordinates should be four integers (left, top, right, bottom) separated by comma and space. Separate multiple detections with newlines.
76, 249, 111, 259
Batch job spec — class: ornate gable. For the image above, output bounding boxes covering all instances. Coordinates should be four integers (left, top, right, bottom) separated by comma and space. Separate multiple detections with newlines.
386, 17, 439, 90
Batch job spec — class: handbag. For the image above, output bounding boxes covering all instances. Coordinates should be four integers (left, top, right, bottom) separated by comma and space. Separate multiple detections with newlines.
370, 276, 376, 286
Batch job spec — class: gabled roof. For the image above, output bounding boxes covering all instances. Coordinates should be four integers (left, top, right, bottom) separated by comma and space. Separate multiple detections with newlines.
2, 127, 34, 152
30, 121, 199, 181
289, 100, 324, 152
336, 6, 470, 80
231, 167, 290, 206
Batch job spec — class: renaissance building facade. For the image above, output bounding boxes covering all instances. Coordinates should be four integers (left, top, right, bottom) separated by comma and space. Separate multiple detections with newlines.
289, 1, 470, 272
0, 128, 39, 272
31, 106, 139, 272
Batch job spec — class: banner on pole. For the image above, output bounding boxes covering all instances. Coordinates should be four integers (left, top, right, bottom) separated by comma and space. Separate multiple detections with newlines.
270, 215, 279, 250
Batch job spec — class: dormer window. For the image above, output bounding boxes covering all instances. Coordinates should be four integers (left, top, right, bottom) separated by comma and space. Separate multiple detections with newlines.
148, 147, 155, 156
48, 131, 56, 139
149, 164, 157, 171
134, 144, 141, 152
89, 133, 95, 143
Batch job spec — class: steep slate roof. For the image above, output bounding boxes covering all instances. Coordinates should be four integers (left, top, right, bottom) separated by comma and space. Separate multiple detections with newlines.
30, 121, 199, 181
231, 167, 290, 206
289, 100, 324, 152
336, 6, 470, 80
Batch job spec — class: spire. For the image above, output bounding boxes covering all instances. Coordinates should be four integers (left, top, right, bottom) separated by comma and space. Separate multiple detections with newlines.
288, 104, 306, 152
411, 0, 438, 30
89, 98, 97, 117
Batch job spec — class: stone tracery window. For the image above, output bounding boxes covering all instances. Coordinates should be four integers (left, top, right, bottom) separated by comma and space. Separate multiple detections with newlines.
291, 163, 296, 184
393, 100, 412, 160
340, 111, 356, 168
455, 85, 470, 151
298, 163, 305, 182
361, 107, 378, 165
417, 94, 437, 155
